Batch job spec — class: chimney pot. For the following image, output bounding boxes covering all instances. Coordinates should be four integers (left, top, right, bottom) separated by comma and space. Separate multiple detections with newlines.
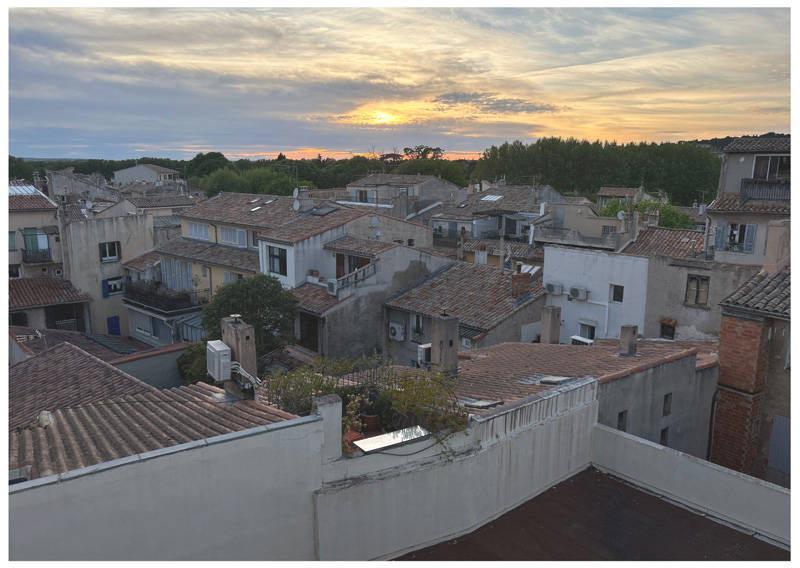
511, 272, 532, 299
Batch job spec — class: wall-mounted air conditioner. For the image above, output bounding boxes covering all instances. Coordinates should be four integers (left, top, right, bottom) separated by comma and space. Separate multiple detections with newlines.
327, 279, 338, 295
569, 286, 587, 300
207, 340, 232, 382
570, 335, 594, 346
544, 282, 562, 295
417, 343, 432, 365
388, 322, 406, 341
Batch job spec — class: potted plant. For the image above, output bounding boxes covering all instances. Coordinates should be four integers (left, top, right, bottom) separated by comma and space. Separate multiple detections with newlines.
358, 388, 381, 432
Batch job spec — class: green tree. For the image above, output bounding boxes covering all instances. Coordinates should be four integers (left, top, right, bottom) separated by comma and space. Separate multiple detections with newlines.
200, 273, 298, 355
186, 151, 231, 178
9, 156, 35, 181
393, 158, 468, 187
599, 198, 693, 229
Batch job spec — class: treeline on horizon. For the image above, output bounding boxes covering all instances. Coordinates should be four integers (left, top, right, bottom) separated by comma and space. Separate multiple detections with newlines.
8, 133, 787, 206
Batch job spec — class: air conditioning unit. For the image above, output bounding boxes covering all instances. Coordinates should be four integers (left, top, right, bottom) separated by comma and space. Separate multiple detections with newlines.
327, 279, 338, 295
417, 343, 432, 365
570, 335, 594, 346
569, 286, 587, 300
544, 282, 562, 295
388, 322, 406, 341
206, 340, 232, 382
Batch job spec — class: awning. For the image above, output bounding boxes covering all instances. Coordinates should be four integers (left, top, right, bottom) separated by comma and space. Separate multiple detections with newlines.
659, 317, 678, 327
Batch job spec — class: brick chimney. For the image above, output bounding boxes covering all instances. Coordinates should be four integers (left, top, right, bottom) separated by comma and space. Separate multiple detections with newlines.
511, 272, 531, 299
221, 315, 258, 399
540, 305, 561, 344
431, 308, 459, 378
618, 325, 638, 356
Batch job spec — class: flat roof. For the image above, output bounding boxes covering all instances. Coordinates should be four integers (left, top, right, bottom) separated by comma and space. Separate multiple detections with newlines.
397, 467, 789, 561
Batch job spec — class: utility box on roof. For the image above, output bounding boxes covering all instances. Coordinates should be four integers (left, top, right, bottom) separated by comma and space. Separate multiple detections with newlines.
206, 340, 231, 382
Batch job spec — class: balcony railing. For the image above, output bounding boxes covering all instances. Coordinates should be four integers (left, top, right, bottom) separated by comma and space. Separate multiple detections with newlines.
21, 248, 53, 264
533, 226, 617, 249
122, 280, 210, 315
336, 262, 377, 290
55, 319, 78, 331
740, 178, 791, 203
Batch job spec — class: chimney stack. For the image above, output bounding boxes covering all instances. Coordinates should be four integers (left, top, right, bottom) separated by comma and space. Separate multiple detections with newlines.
763, 219, 790, 275
618, 325, 638, 356
221, 315, 258, 399
511, 272, 531, 299
540, 306, 561, 344
431, 308, 459, 378
298, 186, 313, 212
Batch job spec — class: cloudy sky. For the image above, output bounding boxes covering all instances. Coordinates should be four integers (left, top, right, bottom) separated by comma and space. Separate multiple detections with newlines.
8, 7, 791, 161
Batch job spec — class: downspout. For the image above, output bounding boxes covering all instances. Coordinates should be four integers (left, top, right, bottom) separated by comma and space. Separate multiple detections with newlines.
86, 302, 94, 333
706, 390, 720, 461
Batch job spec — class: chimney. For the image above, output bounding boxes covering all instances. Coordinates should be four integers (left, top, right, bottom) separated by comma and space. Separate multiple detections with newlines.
474, 244, 487, 265
298, 186, 313, 212
511, 272, 531, 299
763, 219, 790, 275
540, 306, 561, 344
618, 325, 638, 356
458, 226, 466, 261
221, 315, 258, 399
699, 203, 707, 216
431, 308, 459, 378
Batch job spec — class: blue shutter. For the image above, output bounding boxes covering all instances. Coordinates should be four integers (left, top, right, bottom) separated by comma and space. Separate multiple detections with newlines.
102, 279, 109, 298
715, 221, 727, 251
744, 223, 757, 254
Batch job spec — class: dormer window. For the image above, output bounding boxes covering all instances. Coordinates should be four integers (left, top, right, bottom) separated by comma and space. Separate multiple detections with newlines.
753, 155, 790, 180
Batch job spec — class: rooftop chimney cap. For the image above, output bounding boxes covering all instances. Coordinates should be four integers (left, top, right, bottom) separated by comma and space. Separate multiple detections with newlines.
230, 314, 242, 322
440, 307, 449, 316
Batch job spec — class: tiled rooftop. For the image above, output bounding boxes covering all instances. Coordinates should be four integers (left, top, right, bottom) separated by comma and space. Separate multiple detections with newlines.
9, 277, 92, 310
720, 266, 790, 319
179, 192, 325, 229
455, 341, 705, 412
138, 163, 179, 174
8, 193, 58, 211
673, 205, 707, 223
122, 249, 162, 273
145, 237, 260, 273
292, 283, 353, 315
323, 235, 399, 257
152, 215, 181, 228
9, 382, 298, 480
9, 326, 144, 362
385, 263, 543, 332
462, 238, 539, 259
597, 187, 639, 197
432, 185, 556, 220
257, 206, 368, 244
347, 174, 444, 187
723, 137, 790, 154
127, 195, 198, 208
8, 342, 156, 431
622, 227, 705, 259
707, 193, 790, 214
64, 204, 87, 221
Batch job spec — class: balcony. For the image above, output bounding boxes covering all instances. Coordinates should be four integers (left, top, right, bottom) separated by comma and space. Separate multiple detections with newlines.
55, 319, 78, 331
533, 226, 617, 250
122, 280, 210, 315
21, 248, 53, 264
740, 178, 790, 203
336, 262, 377, 291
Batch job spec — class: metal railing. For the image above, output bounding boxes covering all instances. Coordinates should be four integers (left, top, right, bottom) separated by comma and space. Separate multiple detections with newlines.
533, 226, 617, 249
122, 280, 210, 314
55, 319, 77, 331
739, 178, 790, 203
21, 248, 53, 264
336, 262, 377, 290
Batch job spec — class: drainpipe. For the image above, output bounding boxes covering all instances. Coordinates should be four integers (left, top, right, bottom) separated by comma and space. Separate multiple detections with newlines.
706, 390, 720, 461
86, 302, 94, 333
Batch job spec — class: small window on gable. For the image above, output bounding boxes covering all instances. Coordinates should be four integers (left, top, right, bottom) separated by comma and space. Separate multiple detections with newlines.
660, 323, 675, 340
685, 275, 709, 305
611, 285, 624, 303
660, 427, 670, 447
617, 410, 628, 432
662, 393, 672, 417
99, 241, 121, 262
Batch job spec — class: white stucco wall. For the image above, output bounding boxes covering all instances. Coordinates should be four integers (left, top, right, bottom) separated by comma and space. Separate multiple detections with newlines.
543, 246, 648, 343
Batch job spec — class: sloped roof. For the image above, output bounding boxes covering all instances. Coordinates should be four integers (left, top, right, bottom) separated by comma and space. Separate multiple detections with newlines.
122, 249, 162, 272
127, 195, 197, 208
720, 266, 790, 320
152, 215, 181, 228
462, 238, 540, 259
292, 283, 353, 315
142, 237, 260, 273
707, 193, 790, 214
597, 187, 640, 198
8, 342, 156, 431
141, 163, 179, 174
673, 206, 707, 223
179, 193, 325, 229
8, 193, 58, 211
257, 206, 368, 244
9, 326, 143, 362
455, 341, 702, 412
9, 278, 92, 310
64, 204, 87, 221
323, 235, 399, 257
385, 263, 543, 332
622, 227, 705, 259
432, 185, 557, 220
9, 382, 298, 480
723, 137, 790, 153
347, 174, 444, 187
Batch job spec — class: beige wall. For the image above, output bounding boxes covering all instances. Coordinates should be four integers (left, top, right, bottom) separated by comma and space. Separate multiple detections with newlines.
9, 210, 65, 274
347, 215, 433, 248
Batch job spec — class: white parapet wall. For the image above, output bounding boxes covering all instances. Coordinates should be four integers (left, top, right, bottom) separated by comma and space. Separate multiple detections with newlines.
315, 379, 599, 560
591, 424, 790, 546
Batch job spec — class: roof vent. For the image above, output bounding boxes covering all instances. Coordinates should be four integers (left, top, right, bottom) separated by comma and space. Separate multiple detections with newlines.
458, 397, 504, 409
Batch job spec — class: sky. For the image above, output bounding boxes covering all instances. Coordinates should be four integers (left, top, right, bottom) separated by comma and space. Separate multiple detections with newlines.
7, 6, 792, 162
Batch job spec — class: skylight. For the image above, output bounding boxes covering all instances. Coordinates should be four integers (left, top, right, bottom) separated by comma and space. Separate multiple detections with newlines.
250, 206, 262, 211
248, 198, 260, 204
481, 195, 502, 201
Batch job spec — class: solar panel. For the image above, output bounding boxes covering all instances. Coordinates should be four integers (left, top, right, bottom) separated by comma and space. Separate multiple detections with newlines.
480, 195, 502, 201
352, 425, 430, 453
81, 333, 138, 354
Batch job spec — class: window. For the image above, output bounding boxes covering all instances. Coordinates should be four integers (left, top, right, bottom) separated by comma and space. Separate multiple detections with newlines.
220, 226, 247, 247
9, 265, 21, 279
662, 393, 672, 417
99, 241, 121, 262
9, 231, 16, 251
23, 228, 48, 251
224, 271, 245, 283
413, 314, 424, 335
579, 324, 596, 340
269, 246, 287, 276
685, 275, 709, 305
248, 231, 259, 249
9, 312, 28, 326
753, 155, 790, 180
611, 285, 624, 303
617, 410, 627, 432
602, 225, 617, 235
660, 323, 675, 340
103, 276, 125, 297
660, 427, 670, 447
716, 222, 756, 254
188, 222, 210, 241
407, 238, 415, 247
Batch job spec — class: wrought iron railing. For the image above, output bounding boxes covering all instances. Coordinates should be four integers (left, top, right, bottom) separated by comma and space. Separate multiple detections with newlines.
21, 248, 53, 264
533, 226, 616, 249
55, 319, 77, 331
336, 262, 377, 290
122, 280, 210, 314
739, 178, 790, 203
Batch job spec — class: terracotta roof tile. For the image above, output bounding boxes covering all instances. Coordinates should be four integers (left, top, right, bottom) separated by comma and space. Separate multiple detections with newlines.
673, 206, 707, 223
708, 193, 790, 214
292, 283, 353, 315
179, 192, 325, 229
347, 174, 448, 187
144, 238, 260, 273
462, 238, 539, 259
9, 382, 298, 480
622, 227, 705, 259
8, 194, 58, 211
720, 266, 790, 319
723, 137, 790, 153
433, 185, 557, 220
9, 326, 144, 362
122, 249, 162, 272
9, 342, 156, 431
64, 204, 87, 221
385, 263, 543, 331
323, 235, 399, 257
257, 206, 368, 244
597, 187, 639, 197
127, 195, 198, 208
9, 278, 92, 310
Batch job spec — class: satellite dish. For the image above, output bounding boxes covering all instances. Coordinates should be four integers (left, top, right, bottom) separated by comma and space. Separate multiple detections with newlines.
292, 187, 299, 199
370, 216, 378, 228
293, 199, 300, 211
617, 210, 625, 220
